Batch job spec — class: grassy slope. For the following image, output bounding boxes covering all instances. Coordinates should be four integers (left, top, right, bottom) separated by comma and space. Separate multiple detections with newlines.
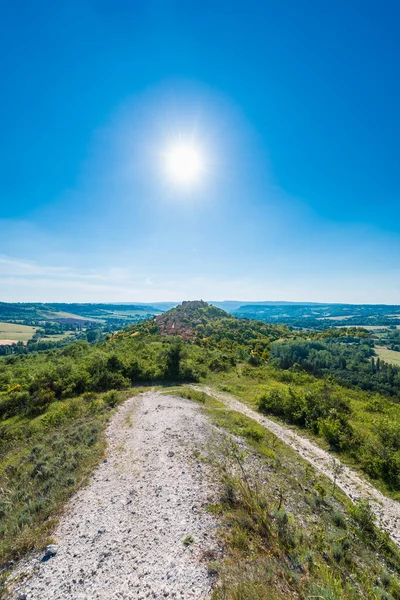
204, 365, 400, 501
171, 387, 400, 600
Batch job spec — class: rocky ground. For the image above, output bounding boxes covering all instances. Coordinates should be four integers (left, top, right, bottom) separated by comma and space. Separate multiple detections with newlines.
7, 393, 220, 600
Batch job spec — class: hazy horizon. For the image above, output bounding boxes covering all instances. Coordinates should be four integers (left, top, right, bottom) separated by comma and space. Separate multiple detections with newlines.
2, 297, 400, 308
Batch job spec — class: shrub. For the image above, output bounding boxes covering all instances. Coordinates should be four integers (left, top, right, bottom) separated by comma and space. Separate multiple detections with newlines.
183, 535, 194, 546
242, 426, 264, 442
258, 389, 285, 416
349, 499, 375, 534
274, 509, 295, 548
103, 390, 120, 408
330, 541, 344, 562
331, 511, 346, 528
248, 353, 263, 367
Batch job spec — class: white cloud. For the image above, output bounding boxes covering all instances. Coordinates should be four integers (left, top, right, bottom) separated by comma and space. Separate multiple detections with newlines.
1, 255, 400, 304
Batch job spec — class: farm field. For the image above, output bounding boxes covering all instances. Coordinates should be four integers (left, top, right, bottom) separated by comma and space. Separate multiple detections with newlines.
42, 332, 75, 341
318, 315, 355, 320
337, 325, 389, 330
0, 322, 37, 342
375, 346, 400, 367
40, 310, 102, 323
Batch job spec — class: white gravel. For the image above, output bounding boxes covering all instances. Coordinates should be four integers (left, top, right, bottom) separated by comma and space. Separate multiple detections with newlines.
8, 392, 219, 600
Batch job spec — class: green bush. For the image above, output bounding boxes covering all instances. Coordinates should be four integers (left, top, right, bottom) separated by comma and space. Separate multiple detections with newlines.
331, 511, 346, 528
349, 499, 375, 534
103, 390, 120, 408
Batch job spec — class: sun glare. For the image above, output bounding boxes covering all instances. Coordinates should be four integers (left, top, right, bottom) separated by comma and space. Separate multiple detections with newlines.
164, 143, 203, 185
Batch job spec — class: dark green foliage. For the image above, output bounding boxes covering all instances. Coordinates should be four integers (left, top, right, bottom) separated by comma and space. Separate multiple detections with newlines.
270, 338, 400, 397
378, 328, 400, 352
0, 336, 82, 357
0, 336, 205, 421
359, 421, 400, 489
258, 383, 354, 450
164, 338, 183, 380
194, 317, 290, 357
330, 541, 345, 562
103, 390, 120, 407
257, 380, 400, 489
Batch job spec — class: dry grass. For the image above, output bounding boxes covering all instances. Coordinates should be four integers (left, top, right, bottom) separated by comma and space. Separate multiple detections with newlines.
375, 346, 400, 367
172, 386, 400, 600
0, 387, 148, 584
0, 322, 37, 342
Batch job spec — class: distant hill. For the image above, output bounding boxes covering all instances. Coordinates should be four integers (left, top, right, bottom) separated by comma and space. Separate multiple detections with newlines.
3, 300, 400, 333
154, 300, 231, 340
0, 302, 162, 325
232, 302, 400, 328
127, 300, 291, 357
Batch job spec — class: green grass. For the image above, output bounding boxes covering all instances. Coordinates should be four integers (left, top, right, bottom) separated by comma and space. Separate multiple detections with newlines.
203, 366, 400, 501
0, 322, 37, 342
0, 386, 148, 591
376, 346, 400, 367
41, 332, 75, 341
171, 385, 400, 600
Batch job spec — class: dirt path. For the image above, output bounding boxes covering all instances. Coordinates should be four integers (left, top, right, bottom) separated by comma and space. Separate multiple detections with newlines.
195, 385, 400, 546
8, 393, 219, 600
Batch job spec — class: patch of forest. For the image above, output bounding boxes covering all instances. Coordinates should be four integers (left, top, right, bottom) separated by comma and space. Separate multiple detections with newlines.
270, 338, 400, 397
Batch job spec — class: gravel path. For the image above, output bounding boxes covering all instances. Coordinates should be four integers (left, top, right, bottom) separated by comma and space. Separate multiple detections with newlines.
8, 393, 219, 600
195, 385, 400, 546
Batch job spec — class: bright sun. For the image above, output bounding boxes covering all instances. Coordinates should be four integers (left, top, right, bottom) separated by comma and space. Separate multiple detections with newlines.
164, 143, 203, 185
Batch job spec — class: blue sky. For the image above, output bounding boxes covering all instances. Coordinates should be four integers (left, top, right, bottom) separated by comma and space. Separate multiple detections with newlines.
1, 0, 400, 303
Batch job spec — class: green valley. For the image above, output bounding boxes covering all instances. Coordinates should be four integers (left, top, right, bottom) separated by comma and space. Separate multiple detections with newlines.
1, 301, 400, 599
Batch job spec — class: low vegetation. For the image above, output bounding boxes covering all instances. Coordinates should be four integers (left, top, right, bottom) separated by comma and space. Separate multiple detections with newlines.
209, 365, 400, 497
1, 300, 400, 593
0, 384, 146, 585
173, 387, 400, 600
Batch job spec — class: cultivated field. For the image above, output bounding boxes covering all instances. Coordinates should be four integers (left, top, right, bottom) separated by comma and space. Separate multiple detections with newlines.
40, 310, 102, 323
337, 325, 389, 330
42, 332, 75, 341
375, 346, 400, 367
319, 315, 354, 321
0, 321, 37, 342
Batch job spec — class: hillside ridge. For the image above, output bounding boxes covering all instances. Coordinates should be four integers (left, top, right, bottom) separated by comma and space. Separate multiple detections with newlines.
154, 300, 231, 339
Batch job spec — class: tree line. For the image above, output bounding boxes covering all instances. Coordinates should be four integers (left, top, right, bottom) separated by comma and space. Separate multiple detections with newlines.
270, 338, 400, 397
